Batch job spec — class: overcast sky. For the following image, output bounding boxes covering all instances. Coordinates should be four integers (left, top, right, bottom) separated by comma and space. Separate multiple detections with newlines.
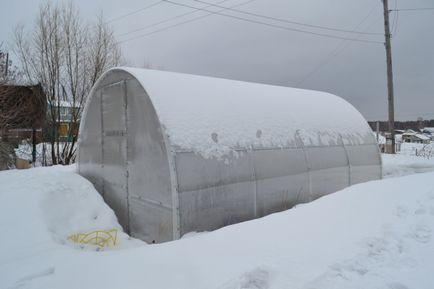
1, 0, 433, 121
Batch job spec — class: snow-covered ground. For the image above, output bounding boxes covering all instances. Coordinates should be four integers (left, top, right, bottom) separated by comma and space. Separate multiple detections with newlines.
382, 142, 434, 178
1, 151, 434, 289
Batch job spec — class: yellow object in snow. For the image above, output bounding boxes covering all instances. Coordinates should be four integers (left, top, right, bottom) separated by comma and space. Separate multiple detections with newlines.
67, 229, 117, 248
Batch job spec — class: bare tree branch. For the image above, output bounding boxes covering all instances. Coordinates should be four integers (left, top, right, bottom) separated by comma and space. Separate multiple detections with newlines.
13, 1, 123, 165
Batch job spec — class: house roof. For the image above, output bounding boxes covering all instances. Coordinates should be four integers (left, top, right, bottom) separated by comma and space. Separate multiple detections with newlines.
48, 100, 82, 108
415, 134, 431, 141
423, 127, 434, 133
0, 84, 46, 129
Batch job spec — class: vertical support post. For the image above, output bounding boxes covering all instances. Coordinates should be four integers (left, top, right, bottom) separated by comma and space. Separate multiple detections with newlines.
123, 80, 131, 234
5, 53, 9, 77
376, 121, 380, 143
296, 130, 312, 201
382, 0, 396, 153
32, 127, 37, 165
339, 133, 352, 186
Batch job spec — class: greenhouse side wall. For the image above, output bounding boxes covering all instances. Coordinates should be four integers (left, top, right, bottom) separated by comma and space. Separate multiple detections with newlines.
174, 133, 381, 236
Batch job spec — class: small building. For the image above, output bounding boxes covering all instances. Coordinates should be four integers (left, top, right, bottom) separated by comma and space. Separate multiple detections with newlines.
78, 68, 382, 243
402, 129, 431, 144
422, 127, 434, 141
47, 100, 81, 141
0, 84, 46, 143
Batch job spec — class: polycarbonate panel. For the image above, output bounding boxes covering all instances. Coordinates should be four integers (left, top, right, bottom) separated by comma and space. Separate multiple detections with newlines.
78, 90, 102, 192
125, 77, 174, 242
178, 181, 256, 235
176, 151, 256, 235
252, 148, 309, 216
350, 165, 382, 185
346, 144, 382, 167
175, 151, 255, 192
306, 146, 349, 170
129, 195, 173, 243
310, 167, 350, 200
101, 82, 129, 231
252, 148, 308, 179
255, 173, 309, 217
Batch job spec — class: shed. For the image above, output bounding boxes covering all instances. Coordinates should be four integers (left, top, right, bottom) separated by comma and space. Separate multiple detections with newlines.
78, 68, 382, 243
402, 129, 431, 144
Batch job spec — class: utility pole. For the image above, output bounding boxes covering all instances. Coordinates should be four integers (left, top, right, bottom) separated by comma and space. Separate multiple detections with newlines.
5, 53, 9, 76
382, 0, 396, 153
376, 121, 380, 143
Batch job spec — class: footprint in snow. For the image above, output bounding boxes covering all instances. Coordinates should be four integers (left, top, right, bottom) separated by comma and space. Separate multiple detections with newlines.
395, 206, 408, 218
406, 224, 431, 243
414, 206, 427, 215
13, 267, 55, 288
217, 267, 270, 289
387, 282, 409, 289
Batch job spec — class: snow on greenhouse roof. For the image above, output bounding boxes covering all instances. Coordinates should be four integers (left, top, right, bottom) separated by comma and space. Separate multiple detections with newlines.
120, 68, 374, 158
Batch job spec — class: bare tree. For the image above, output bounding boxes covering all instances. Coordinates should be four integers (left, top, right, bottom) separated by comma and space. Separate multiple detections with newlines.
1, 44, 22, 169
0, 43, 20, 85
14, 1, 123, 165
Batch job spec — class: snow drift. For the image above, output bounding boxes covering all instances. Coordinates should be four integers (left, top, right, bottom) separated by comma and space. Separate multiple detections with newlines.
1, 156, 434, 288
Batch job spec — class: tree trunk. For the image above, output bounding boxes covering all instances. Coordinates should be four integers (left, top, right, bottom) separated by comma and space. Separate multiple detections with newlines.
32, 127, 37, 165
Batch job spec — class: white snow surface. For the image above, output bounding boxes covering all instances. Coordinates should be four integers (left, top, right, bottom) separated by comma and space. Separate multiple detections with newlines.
382, 142, 434, 177
111, 68, 374, 158
2, 154, 434, 288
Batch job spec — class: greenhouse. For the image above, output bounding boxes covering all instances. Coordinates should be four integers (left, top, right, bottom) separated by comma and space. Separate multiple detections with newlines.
78, 67, 381, 243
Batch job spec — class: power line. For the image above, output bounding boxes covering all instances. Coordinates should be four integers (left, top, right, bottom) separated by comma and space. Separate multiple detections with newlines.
365, 111, 434, 120
391, 7, 434, 11
117, 0, 232, 38
391, 0, 399, 37
106, 1, 164, 24
119, 0, 257, 43
154, 0, 383, 44
296, 3, 382, 86
192, 0, 382, 36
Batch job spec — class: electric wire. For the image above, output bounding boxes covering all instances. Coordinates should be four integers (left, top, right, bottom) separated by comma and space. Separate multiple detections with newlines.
106, 1, 164, 24
116, 0, 232, 38
119, 0, 257, 43
146, 0, 383, 44
191, 0, 383, 35
296, 3, 382, 86
391, 7, 434, 11
365, 111, 434, 120
391, 0, 399, 37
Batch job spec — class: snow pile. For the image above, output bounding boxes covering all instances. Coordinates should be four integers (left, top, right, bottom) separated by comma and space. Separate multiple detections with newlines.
14, 142, 50, 165
399, 142, 427, 155
373, 132, 386, 144
1, 156, 434, 288
383, 153, 434, 178
0, 165, 139, 253
118, 68, 374, 158
14, 142, 75, 166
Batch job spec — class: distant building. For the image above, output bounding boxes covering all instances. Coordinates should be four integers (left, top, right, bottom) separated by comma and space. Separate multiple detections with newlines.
47, 101, 81, 141
422, 127, 434, 141
0, 84, 46, 145
402, 129, 431, 144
